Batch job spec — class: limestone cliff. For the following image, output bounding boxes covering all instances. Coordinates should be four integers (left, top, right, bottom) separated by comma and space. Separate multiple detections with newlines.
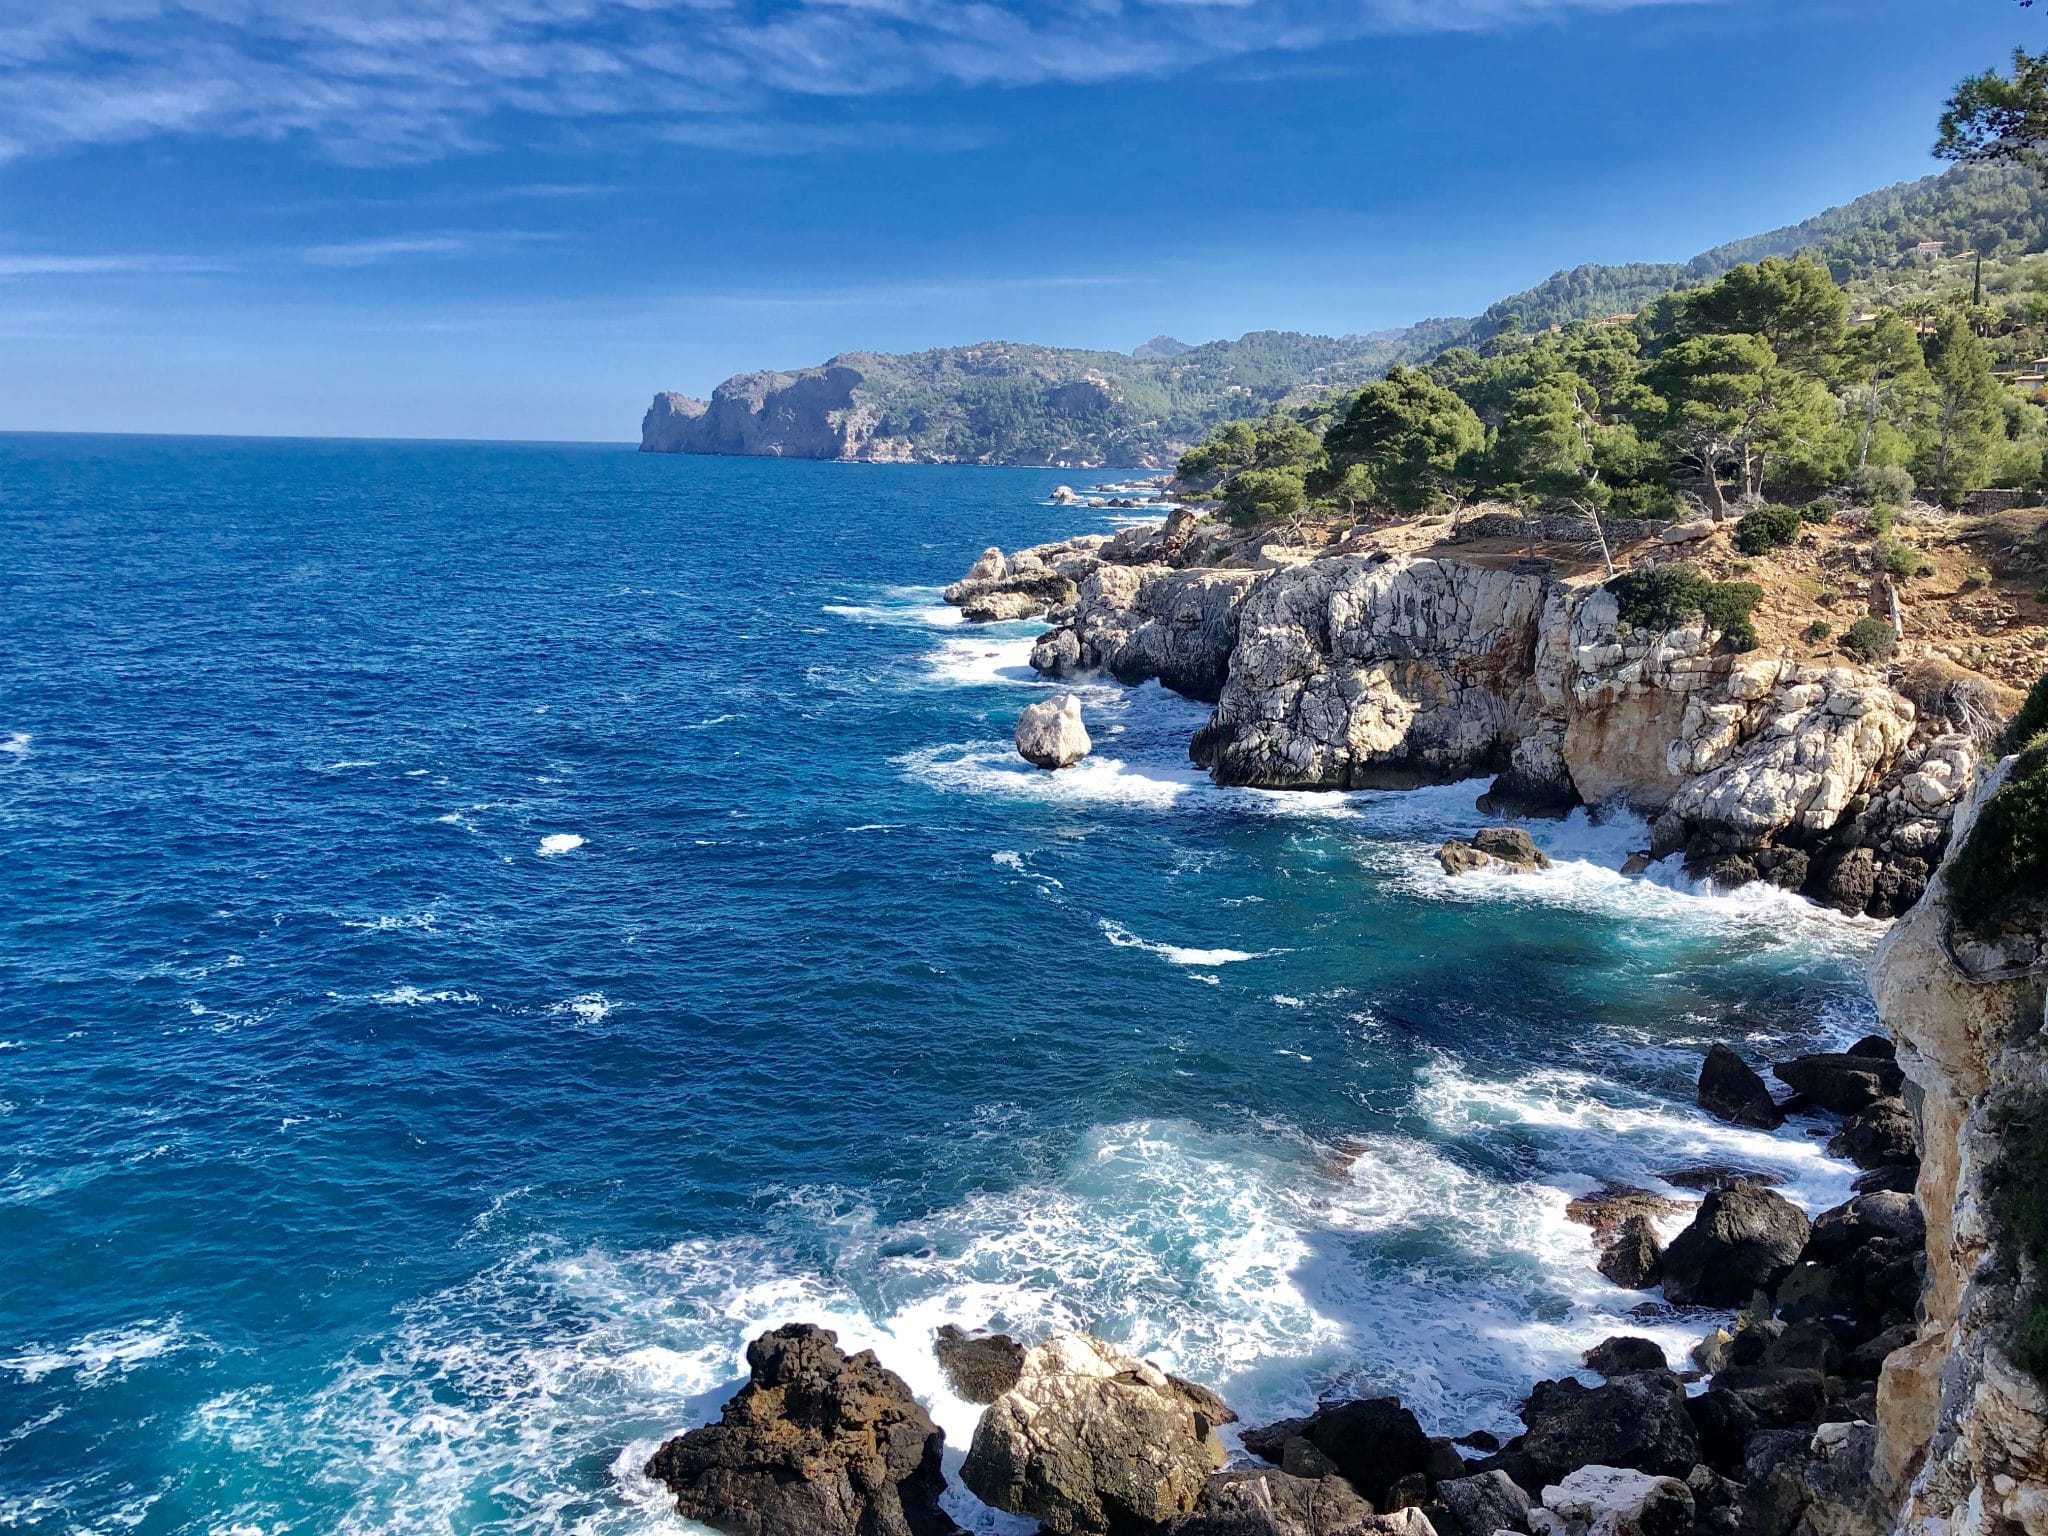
1870, 769, 2048, 1536
954, 527, 1979, 918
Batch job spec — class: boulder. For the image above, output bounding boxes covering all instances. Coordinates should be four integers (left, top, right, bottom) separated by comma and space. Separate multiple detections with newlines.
644, 1323, 960, 1536
965, 546, 1008, 582
1799, 1193, 1923, 1268
1697, 1046, 1785, 1131
933, 1325, 1023, 1405
1032, 626, 1086, 678
1440, 828, 1554, 876
1711, 1367, 1832, 1430
1742, 1421, 1888, 1536
1518, 1372, 1700, 1485
1583, 1338, 1670, 1377
1768, 1055, 1902, 1116
1016, 695, 1092, 770
1052, 485, 1078, 504
1597, 1218, 1665, 1290
1657, 1182, 1811, 1308
961, 1333, 1234, 1534
1541, 1465, 1695, 1536
1688, 1385, 1762, 1474
1823, 1101, 1914, 1170
1163, 1467, 1379, 1536
1436, 1469, 1533, 1536
1245, 1397, 1434, 1508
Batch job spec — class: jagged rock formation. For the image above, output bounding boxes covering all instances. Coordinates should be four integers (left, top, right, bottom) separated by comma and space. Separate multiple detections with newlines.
949, 529, 1979, 917
1869, 766, 2048, 1536
644, 1323, 960, 1536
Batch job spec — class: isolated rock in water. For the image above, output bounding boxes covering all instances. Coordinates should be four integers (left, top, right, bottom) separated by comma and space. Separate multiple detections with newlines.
1769, 1052, 1902, 1115
1016, 695, 1092, 770
1164, 1467, 1377, 1536
1597, 1216, 1665, 1290
1051, 484, 1078, 503
1583, 1337, 1669, 1377
1541, 1465, 1695, 1536
1440, 827, 1553, 876
933, 1325, 1023, 1405
1518, 1371, 1699, 1485
1657, 1181, 1811, 1307
644, 1323, 959, 1536
1436, 1469, 1533, 1536
961, 1333, 1235, 1534
1697, 1044, 1786, 1130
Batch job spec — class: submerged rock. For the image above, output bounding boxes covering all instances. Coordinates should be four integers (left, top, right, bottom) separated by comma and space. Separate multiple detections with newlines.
644, 1323, 960, 1536
1016, 694, 1092, 769
933, 1324, 1023, 1405
961, 1333, 1234, 1534
1697, 1044, 1786, 1130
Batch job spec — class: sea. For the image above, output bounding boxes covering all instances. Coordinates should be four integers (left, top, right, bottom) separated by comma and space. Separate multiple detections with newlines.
0, 435, 1880, 1535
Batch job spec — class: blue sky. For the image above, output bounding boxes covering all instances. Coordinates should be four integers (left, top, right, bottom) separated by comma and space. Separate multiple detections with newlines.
0, 0, 2033, 442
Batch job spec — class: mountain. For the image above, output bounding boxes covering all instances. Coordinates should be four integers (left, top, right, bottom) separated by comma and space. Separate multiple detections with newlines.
641, 163, 2048, 468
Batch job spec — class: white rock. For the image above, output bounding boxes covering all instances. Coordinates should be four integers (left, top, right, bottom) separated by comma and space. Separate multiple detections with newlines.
965, 546, 1008, 582
1660, 519, 1718, 544
1015, 694, 1091, 769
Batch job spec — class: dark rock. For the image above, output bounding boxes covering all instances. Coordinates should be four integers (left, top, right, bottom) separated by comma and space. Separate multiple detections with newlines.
1518, 1370, 1700, 1484
1825, 1100, 1915, 1170
1278, 1436, 1341, 1481
1657, 1167, 1784, 1192
1456, 1430, 1501, 1453
1568, 1186, 1693, 1242
1844, 1036, 1894, 1062
933, 1325, 1024, 1405
1440, 828, 1552, 876
1698, 1046, 1786, 1131
1801, 1192, 1924, 1266
1386, 1473, 1431, 1510
1600, 1217, 1666, 1290
1241, 1418, 1309, 1465
1435, 1469, 1531, 1536
1742, 1422, 1888, 1536
1687, 1464, 1756, 1536
1659, 1182, 1812, 1308
1845, 1323, 1916, 1379
1849, 1164, 1918, 1195
1585, 1336, 1672, 1376
645, 1322, 960, 1536
1424, 1439, 1468, 1483
1294, 1397, 1434, 1508
1711, 1366, 1831, 1429
1769, 1054, 1903, 1115
1687, 1387, 1762, 1475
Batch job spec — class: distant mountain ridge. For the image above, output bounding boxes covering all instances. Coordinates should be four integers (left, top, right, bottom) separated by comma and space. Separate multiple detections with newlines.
641, 163, 2048, 469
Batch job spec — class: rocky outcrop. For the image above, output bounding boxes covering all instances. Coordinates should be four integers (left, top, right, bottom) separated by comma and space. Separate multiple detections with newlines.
933, 1325, 1023, 1405
1439, 827, 1554, 876
1017, 695, 1092, 769
642, 365, 872, 458
1658, 1181, 1812, 1307
1516, 1372, 1700, 1487
1699, 1045, 1787, 1130
961, 1333, 1235, 1534
644, 1323, 960, 1536
1240, 1396, 1435, 1509
1867, 766, 2048, 1536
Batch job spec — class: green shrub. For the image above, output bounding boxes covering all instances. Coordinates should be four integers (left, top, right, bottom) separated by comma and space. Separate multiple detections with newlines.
1816, 587, 1839, 608
1222, 466, 1306, 525
1963, 566, 1991, 592
1950, 740, 2048, 937
1805, 619, 1833, 642
1878, 538, 1920, 579
1869, 504, 1896, 536
1841, 616, 1898, 663
1985, 1093, 2048, 1385
1853, 462, 1914, 509
1608, 484, 1680, 522
1998, 670, 2048, 754
1734, 503, 1802, 555
1607, 564, 1760, 650
1801, 497, 1838, 523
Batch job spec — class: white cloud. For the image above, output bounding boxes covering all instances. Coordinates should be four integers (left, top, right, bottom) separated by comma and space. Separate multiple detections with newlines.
0, 0, 1714, 164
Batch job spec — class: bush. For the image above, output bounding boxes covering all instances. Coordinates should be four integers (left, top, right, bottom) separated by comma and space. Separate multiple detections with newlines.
1852, 462, 1914, 509
1606, 564, 1760, 651
1841, 616, 1898, 663
1985, 1093, 2048, 1384
1607, 484, 1680, 522
1734, 503, 1802, 554
1801, 497, 1838, 523
1878, 538, 1920, 579
1964, 566, 1991, 592
1998, 670, 2048, 754
1805, 619, 1833, 642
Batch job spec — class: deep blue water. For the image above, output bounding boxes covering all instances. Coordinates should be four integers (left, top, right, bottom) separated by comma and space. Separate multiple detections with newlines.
2, 436, 1879, 1535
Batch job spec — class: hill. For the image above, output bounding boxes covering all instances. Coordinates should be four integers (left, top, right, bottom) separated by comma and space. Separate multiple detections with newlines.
641, 163, 2048, 468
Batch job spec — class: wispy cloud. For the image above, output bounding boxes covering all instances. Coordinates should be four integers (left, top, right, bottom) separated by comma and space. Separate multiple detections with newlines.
0, 252, 230, 278
0, 0, 1718, 165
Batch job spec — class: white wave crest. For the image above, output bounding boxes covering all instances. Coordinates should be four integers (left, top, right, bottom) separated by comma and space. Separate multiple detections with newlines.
1, 1318, 194, 1386
1098, 918, 1276, 967
537, 833, 585, 857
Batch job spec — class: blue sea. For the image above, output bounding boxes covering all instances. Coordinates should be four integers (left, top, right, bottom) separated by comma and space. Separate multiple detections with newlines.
2, 436, 1879, 1535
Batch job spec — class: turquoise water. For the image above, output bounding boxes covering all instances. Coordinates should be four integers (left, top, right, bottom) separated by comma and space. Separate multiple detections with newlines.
1, 436, 1877, 1534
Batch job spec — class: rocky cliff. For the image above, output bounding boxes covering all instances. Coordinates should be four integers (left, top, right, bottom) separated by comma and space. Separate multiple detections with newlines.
951, 518, 1981, 918
1869, 769, 2048, 1536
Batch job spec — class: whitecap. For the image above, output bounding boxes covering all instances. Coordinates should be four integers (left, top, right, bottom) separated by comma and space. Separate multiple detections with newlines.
0, 731, 30, 756
537, 833, 585, 857
991, 851, 1025, 872
1098, 918, 1277, 967
824, 601, 964, 630
368, 986, 481, 1007
0, 1319, 193, 1386
902, 742, 1203, 809
547, 993, 614, 1024
923, 632, 1041, 687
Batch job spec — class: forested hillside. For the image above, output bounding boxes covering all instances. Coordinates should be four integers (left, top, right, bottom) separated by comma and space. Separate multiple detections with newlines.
645, 163, 2048, 468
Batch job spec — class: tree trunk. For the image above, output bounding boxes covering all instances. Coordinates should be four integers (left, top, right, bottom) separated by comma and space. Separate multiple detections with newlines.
1698, 453, 1728, 520
1856, 382, 1880, 472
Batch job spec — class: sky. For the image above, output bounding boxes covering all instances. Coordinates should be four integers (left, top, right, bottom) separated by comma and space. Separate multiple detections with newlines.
0, 0, 2036, 442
